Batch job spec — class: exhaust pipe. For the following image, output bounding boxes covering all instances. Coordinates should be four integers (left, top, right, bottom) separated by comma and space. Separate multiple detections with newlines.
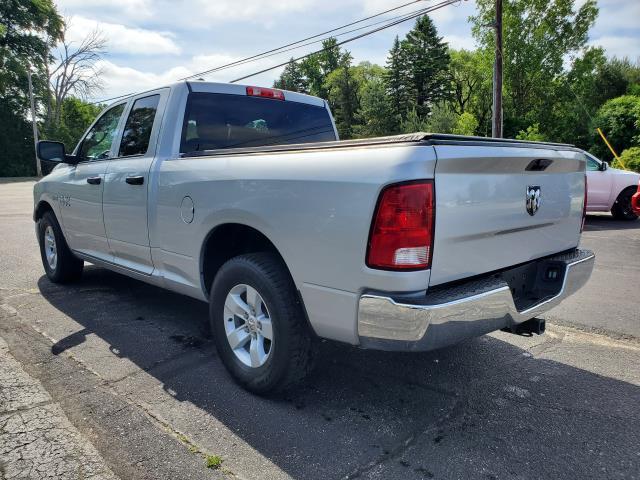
502, 318, 546, 336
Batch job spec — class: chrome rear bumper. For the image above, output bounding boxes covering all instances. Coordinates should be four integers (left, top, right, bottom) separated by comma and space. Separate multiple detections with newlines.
358, 249, 595, 351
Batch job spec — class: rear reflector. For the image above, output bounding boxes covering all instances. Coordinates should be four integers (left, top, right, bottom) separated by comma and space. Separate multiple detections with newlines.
366, 180, 435, 270
246, 86, 285, 100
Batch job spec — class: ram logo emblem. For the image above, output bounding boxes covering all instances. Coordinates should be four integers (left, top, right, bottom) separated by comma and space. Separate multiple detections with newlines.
526, 186, 541, 216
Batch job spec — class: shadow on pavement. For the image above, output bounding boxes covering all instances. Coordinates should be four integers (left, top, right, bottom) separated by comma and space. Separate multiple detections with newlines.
38, 267, 640, 480
584, 214, 639, 231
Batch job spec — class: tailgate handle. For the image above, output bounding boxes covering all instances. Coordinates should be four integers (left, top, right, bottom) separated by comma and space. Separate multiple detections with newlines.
86, 176, 101, 185
526, 158, 553, 171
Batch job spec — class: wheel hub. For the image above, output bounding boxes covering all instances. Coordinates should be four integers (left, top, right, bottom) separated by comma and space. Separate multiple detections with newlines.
223, 284, 273, 368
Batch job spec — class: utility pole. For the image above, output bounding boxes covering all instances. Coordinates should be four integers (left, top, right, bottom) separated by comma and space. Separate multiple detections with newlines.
491, 0, 503, 138
27, 68, 42, 177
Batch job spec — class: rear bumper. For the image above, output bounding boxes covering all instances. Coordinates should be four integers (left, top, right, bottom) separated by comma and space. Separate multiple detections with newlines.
357, 249, 595, 351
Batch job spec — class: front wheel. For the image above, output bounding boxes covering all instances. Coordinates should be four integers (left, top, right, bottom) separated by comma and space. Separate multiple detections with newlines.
611, 187, 639, 221
209, 253, 315, 394
37, 211, 84, 283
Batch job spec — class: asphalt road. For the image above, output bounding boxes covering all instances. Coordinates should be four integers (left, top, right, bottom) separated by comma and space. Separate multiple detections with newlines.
1, 179, 639, 480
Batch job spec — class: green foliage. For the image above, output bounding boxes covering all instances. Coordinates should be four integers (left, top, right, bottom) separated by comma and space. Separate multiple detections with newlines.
613, 147, 640, 173
423, 103, 457, 133
0, 0, 63, 176
471, 0, 598, 138
592, 95, 640, 162
516, 124, 545, 142
0, 98, 36, 176
324, 59, 360, 139
453, 112, 479, 136
42, 97, 102, 152
352, 63, 395, 137
205, 455, 222, 469
401, 16, 450, 118
401, 107, 429, 134
273, 58, 307, 93
384, 36, 411, 130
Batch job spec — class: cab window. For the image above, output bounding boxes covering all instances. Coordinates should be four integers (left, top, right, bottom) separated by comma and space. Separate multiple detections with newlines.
586, 156, 600, 171
78, 103, 125, 160
118, 95, 160, 157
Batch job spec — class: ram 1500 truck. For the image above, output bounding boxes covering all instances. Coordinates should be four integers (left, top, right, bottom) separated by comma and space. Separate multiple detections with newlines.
34, 81, 595, 393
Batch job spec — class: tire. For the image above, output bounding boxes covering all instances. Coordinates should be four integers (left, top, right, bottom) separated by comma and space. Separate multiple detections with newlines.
209, 253, 315, 394
37, 211, 84, 283
611, 187, 639, 221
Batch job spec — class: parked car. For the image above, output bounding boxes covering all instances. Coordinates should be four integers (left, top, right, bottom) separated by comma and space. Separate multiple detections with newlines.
632, 181, 640, 216
33, 81, 595, 394
585, 151, 640, 220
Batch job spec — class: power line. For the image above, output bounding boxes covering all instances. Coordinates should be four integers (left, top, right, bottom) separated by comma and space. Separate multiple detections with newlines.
180, 5, 432, 81
91, 0, 460, 105
230, 0, 460, 83
180, 0, 426, 81
89, 0, 432, 105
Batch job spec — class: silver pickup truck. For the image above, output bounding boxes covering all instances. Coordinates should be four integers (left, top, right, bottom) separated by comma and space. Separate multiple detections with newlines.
34, 81, 594, 393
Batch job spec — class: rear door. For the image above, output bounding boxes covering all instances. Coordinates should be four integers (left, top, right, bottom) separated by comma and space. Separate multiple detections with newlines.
103, 90, 167, 274
60, 102, 127, 260
429, 144, 585, 286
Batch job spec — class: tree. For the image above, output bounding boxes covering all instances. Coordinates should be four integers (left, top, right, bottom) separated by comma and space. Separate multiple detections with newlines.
453, 112, 479, 136
299, 38, 346, 99
44, 96, 102, 152
385, 36, 411, 129
0, 0, 63, 175
613, 147, 640, 173
402, 15, 450, 118
353, 63, 395, 137
324, 54, 360, 139
45, 20, 106, 131
516, 123, 545, 142
591, 95, 640, 161
471, 0, 598, 137
273, 58, 307, 93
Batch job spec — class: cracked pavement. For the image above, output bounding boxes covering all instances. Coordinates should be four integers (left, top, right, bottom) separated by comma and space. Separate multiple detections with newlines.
1, 179, 639, 480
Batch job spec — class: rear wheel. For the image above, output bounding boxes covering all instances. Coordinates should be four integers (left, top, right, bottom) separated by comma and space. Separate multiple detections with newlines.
209, 253, 315, 394
611, 187, 638, 221
38, 211, 84, 283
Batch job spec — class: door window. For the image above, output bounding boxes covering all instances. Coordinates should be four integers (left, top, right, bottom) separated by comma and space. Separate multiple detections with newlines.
586, 155, 601, 171
78, 104, 125, 160
118, 95, 161, 157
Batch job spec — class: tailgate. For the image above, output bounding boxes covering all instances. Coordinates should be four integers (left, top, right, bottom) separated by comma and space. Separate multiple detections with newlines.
429, 144, 585, 286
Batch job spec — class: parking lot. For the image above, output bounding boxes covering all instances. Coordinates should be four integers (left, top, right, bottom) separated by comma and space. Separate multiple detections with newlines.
1, 179, 639, 479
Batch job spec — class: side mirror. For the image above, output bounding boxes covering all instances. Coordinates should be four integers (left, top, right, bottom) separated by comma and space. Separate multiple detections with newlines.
36, 141, 79, 165
599, 161, 608, 171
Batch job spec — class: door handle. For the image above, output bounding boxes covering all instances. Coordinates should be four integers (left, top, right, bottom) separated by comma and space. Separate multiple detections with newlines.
125, 175, 144, 185
87, 176, 101, 185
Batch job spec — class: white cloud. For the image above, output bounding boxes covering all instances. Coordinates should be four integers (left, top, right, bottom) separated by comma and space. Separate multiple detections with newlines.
66, 16, 181, 55
92, 53, 284, 101
588, 36, 640, 60
189, 0, 316, 22
56, 0, 153, 18
443, 34, 476, 50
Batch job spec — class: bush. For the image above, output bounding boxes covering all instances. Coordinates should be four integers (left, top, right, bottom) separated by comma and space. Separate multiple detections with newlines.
612, 147, 640, 172
592, 95, 640, 162
516, 123, 545, 142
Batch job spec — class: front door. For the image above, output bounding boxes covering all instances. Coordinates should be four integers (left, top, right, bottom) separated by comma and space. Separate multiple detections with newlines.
60, 103, 126, 260
103, 93, 163, 274
586, 155, 613, 209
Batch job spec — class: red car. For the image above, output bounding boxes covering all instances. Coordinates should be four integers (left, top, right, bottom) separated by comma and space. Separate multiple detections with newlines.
632, 181, 640, 216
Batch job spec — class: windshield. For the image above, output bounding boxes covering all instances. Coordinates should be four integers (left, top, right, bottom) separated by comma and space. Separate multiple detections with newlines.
180, 92, 336, 153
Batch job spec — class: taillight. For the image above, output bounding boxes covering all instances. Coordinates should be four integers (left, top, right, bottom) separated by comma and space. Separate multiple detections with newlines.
581, 173, 587, 232
246, 86, 285, 100
366, 180, 435, 270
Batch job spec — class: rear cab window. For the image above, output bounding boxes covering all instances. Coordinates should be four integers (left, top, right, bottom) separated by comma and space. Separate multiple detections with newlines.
180, 92, 336, 154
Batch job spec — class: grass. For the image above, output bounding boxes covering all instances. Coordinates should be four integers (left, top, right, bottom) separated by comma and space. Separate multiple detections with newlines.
205, 455, 223, 470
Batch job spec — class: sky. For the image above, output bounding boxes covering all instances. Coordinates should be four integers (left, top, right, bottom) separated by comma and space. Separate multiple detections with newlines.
52, 0, 640, 102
